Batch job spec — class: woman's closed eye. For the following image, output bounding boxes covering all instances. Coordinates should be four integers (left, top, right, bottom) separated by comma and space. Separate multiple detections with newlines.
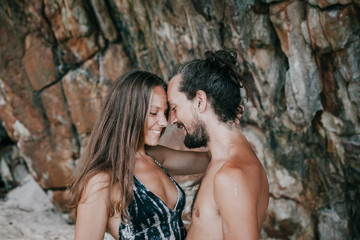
150, 110, 168, 116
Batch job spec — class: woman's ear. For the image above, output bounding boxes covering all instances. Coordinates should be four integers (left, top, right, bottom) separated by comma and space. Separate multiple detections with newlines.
195, 90, 207, 113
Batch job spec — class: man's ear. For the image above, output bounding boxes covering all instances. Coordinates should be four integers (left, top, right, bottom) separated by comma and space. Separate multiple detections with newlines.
235, 105, 245, 125
195, 90, 207, 113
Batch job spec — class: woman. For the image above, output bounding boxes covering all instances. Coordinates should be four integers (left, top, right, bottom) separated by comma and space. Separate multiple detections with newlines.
69, 70, 209, 240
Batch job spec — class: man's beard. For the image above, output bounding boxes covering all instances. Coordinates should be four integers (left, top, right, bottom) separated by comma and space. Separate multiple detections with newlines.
183, 119, 209, 149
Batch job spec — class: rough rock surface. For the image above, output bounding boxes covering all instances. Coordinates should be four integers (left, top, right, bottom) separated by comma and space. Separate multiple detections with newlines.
0, 0, 359, 239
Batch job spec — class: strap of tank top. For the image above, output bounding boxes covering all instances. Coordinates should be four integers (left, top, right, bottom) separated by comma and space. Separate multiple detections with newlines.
145, 151, 173, 180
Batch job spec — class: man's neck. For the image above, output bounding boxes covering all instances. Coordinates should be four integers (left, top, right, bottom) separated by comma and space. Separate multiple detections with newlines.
206, 121, 246, 161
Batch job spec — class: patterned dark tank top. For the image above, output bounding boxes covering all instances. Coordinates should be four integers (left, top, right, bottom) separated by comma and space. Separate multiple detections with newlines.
118, 155, 187, 240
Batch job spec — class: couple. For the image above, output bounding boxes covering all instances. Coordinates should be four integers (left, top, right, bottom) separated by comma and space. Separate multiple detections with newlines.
69, 50, 269, 240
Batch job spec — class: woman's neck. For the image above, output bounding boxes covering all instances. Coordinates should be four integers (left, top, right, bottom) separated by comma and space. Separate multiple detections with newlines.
135, 146, 149, 161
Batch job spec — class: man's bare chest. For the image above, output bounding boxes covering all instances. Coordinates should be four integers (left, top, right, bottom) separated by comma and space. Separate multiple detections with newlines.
192, 168, 220, 220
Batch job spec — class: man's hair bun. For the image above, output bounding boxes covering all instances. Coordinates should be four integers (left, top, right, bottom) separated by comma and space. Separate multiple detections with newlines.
204, 50, 238, 69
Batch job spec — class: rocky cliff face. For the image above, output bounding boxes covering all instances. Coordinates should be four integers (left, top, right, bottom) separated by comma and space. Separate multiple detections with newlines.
0, 0, 359, 239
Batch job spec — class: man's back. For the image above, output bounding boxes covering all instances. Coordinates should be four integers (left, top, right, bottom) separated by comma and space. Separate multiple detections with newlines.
187, 134, 269, 240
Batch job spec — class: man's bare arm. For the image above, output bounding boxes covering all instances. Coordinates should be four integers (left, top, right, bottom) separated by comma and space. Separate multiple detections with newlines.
214, 166, 261, 240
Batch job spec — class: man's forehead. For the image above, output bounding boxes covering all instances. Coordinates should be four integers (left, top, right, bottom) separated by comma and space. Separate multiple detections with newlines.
167, 74, 182, 102
168, 74, 181, 91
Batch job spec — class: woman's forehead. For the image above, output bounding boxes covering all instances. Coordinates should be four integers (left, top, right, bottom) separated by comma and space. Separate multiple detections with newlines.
150, 86, 168, 109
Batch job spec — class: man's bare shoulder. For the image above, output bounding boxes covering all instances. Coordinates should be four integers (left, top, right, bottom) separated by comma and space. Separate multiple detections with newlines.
213, 155, 265, 196
216, 153, 262, 177
214, 163, 249, 185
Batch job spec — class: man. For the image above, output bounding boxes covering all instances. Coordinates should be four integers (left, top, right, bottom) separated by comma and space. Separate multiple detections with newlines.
167, 50, 269, 239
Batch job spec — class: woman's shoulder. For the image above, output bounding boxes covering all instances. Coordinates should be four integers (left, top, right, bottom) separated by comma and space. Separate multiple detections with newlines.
81, 172, 111, 202
87, 172, 110, 187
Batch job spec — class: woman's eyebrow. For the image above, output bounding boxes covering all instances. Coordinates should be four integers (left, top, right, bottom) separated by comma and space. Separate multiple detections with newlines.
150, 105, 168, 110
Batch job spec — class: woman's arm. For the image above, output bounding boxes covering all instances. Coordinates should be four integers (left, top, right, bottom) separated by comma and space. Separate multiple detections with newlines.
74, 173, 110, 240
147, 145, 210, 175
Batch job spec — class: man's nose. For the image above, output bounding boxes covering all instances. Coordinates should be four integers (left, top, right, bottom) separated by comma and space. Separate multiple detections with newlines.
169, 111, 178, 125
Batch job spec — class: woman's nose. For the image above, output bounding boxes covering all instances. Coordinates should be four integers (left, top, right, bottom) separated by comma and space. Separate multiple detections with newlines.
158, 114, 168, 126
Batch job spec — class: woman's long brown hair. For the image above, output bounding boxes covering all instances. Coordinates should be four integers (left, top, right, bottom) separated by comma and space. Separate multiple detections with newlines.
68, 70, 166, 223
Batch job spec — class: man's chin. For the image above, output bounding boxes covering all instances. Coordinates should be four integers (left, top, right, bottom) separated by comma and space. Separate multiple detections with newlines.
183, 137, 207, 149
184, 143, 197, 149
